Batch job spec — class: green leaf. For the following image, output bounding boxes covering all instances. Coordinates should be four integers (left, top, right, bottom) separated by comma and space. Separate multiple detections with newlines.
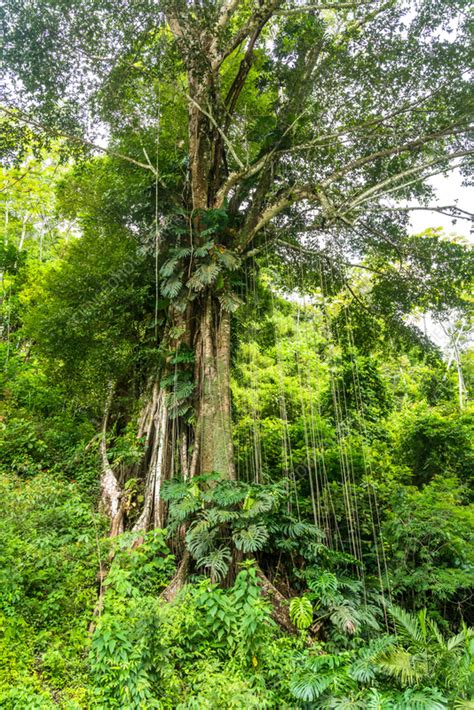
289, 596, 313, 631
232, 524, 269, 553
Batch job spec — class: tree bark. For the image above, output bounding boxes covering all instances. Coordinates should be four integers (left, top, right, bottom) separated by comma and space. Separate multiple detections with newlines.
131, 293, 235, 532
194, 294, 235, 480
99, 382, 124, 538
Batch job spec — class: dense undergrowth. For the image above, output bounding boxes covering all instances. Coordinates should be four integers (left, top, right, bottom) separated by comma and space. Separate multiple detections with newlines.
1, 305, 473, 707
1, 465, 473, 708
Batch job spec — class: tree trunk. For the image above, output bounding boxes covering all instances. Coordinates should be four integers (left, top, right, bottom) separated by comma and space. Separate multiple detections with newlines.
99, 382, 124, 538
193, 293, 235, 481
131, 293, 235, 532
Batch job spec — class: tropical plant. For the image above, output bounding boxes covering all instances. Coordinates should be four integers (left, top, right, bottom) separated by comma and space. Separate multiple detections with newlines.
290, 606, 474, 707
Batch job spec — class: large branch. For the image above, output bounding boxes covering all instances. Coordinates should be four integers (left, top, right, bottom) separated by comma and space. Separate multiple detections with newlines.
340, 149, 474, 213
276, 1, 374, 13
349, 160, 471, 208
366, 205, 474, 222
241, 185, 322, 247
213, 150, 276, 207
214, 105, 310, 207
224, 25, 263, 117
216, 85, 455, 206
238, 147, 473, 251
283, 83, 459, 155
218, 0, 284, 66
321, 124, 471, 188
209, 0, 243, 63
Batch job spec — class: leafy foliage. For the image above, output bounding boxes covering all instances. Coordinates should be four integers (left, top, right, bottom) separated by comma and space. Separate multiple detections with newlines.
290, 606, 473, 707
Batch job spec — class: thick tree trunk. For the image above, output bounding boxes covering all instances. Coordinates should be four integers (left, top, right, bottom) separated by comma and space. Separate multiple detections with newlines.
193, 294, 235, 481
131, 293, 235, 532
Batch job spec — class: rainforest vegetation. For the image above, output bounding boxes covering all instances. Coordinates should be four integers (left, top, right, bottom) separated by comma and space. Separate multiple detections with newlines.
1, 0, 473, 707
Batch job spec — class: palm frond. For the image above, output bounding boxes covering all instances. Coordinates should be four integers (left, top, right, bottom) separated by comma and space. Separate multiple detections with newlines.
376, 647, 425, 686
447, 625, 474, 651
387, 605, 423, 643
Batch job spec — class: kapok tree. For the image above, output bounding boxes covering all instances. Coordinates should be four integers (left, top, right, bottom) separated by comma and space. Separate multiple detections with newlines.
2, 1, 472, 555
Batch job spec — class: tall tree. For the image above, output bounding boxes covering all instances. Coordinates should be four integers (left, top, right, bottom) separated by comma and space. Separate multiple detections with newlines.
2, 0, 473, 543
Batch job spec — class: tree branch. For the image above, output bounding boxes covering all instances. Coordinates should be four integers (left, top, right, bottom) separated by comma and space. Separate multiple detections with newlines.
366, 205, 474, 222
282, 83, 458, 155
276, 238, 383, 273
276, 1, 373, 14
0, 105, 159, 175
218, 0, 284, 66
341, 149, 474, 212
214, 150, 276, 207
350, 160, 471, 207
179, 87, 245, 170
321, 124, 471, 187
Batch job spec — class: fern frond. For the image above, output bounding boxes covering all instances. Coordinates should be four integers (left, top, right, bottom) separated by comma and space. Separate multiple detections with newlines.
219, 291, 243, 313
216, 249, 241, 271
193, 241, 214, 258
187, 262, 221, 290
170, 246, 192, 258
160, 256, 181, 277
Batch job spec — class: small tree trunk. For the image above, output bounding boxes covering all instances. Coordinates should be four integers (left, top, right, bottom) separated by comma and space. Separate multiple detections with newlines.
99, 382, 124, 538
133, 388, 169, 531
